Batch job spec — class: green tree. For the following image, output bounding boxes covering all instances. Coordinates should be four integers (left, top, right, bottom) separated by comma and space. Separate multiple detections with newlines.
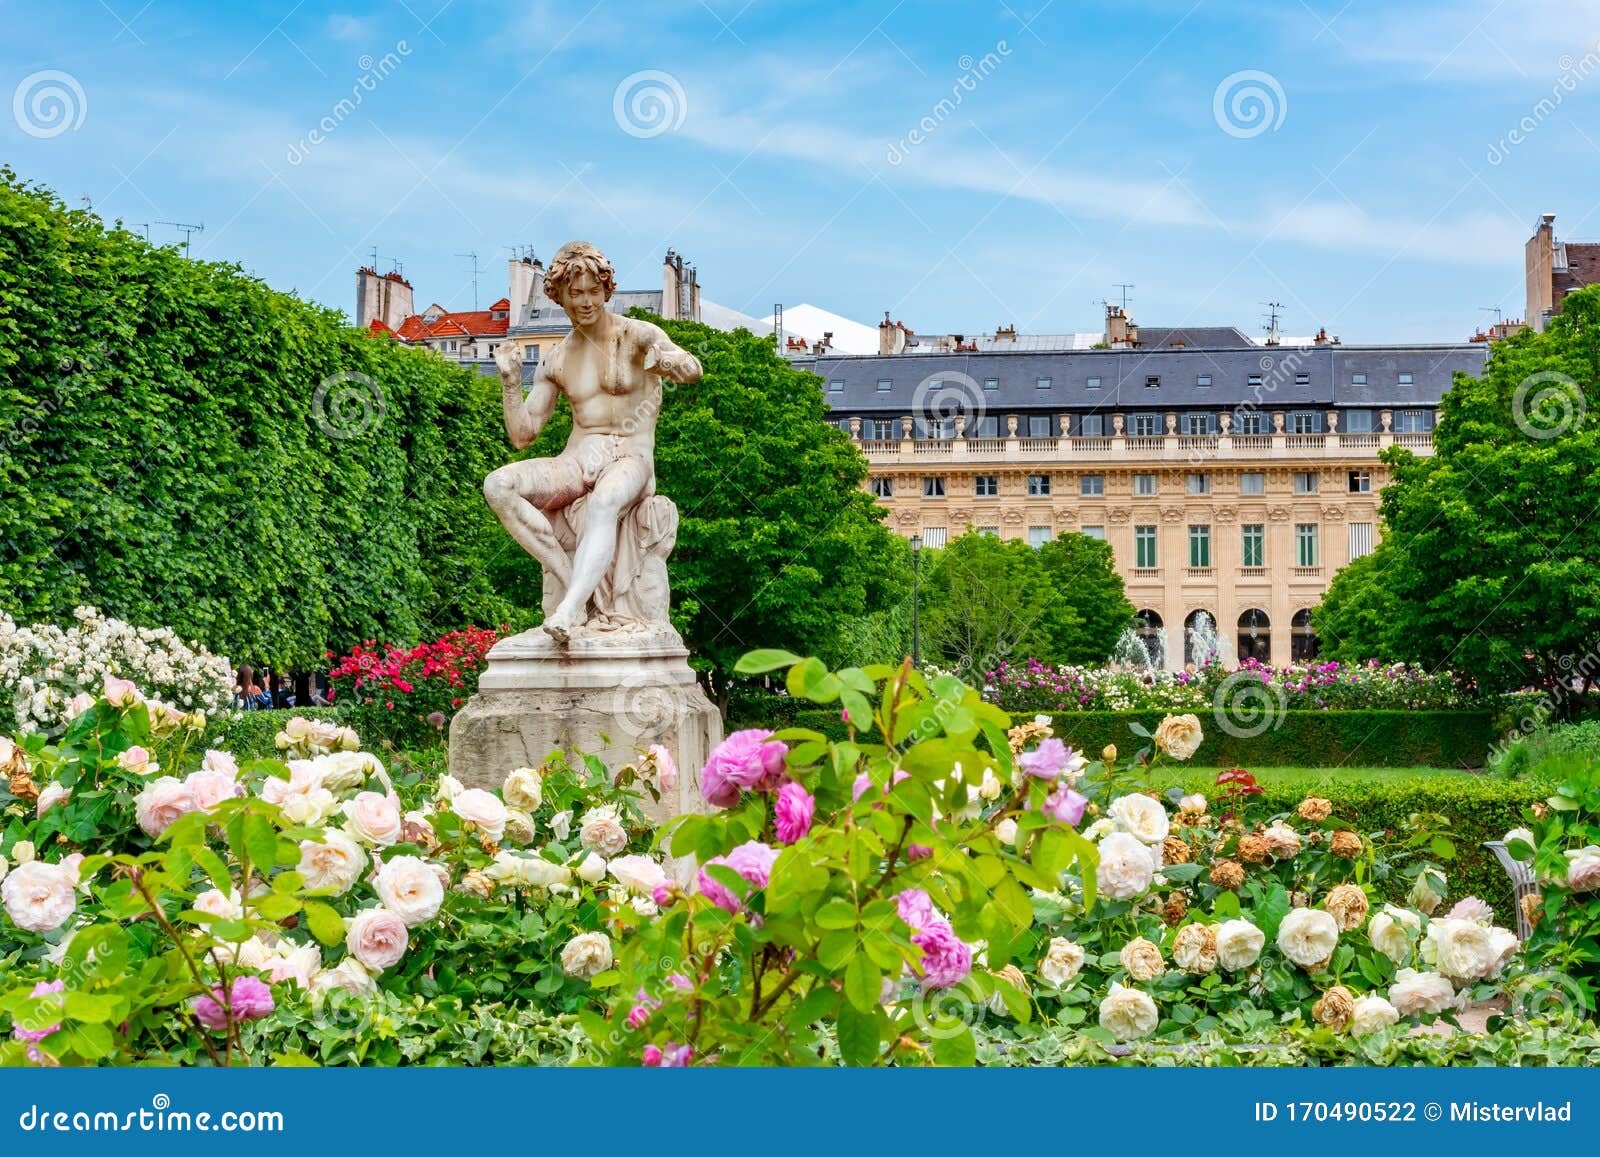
920, 534, 1056, 676
1036, 532, 1136, 664
1316, 285, 1600, 714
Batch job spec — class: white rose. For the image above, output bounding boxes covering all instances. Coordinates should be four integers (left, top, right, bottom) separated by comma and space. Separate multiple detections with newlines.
1349, 995, 1400, 1036
200, 749, 239, 777
267, 940, 323, 988
1120, 936, 1166, 981
485, 851, 573, 889
453, 788, 508, 841
2, 860, 77, 932
1108, 793, 1169, 846
1095, 832, 1156, 900
609, 854, 667, 896
579, 806, 628, 858
193, 887, 243, 921
503, 767, 543, 812
575, 852, 607, 884
1214, 919, 1265, 971
1277, 908, 1339, 970
1367, 905, 1422, 966
1082, 817, 1116, 841
1408, 872, 1446, 914
346, 907, 409, 972
1388, 968, 1458, 1016
560, 931, 614, 979
281, 787, 340, 827
995, 817, 1019, 845
434, 774, 464, 802
341, 791, 403, 847
35, 782, 70, 818
373, 855, 444, 925
1564, 846, 1600, 892
548, 810, 573, 841
1482, 926, 1519, 979
1098, 982, 1159, 1042
11, 841, 33, 865
1172, 923, 1219, 974
1420, 917, 1493, 982
298, 830, 367, 895
311, 956, 377, 999
319, 751, 381, 793
1038, 937, 1085, 987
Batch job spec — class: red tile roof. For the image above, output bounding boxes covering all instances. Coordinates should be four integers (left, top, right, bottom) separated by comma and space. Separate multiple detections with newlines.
392, 309, 510, 342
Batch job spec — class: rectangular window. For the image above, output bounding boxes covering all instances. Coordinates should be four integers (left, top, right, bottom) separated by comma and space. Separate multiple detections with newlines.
1197, 374, 1212, 387
1133, 414, 1158, 436
877, 379, 892, 392
1296, 523, 1319, 566
1027, 474, 1051, 497
1036, 377, 1053, 390
1081, 525, 1105, 540
922, 527, 948, 549
1028, 414, 1051, 437
1241, 523, 1264, 567
829, 379, 844, 392
973, 415, 999, 438
1086, 376, 1102, 390
1187, 472, 1210, 495
1080, 474, 1104, 496
868, 418, 896, 440
1295, 372, 1310, 385
1080, 413, 1105, 436
1248, 373, 1263, 389
870, 477, 893, 498
1352, 372, 1367, 385
1145, 375, 1161, 388
1183, 412, 1214, 435
983, 378, 999, 391
1395, 410, 1432, 432
1294, 471, 1319, 494
923, 477, 945, 498
1239, 472, 1265, 495
1235, 409, 1264, 435
1348, 470, 1372, 493
1134, 473, 1157, 496
974, 475, 998, 496
1344, 408, 1374, 433
1398, 372, 1414, 385
1188, 524, 1212, 568
1028, 526, 1051, 549
1291, 411, 1316, 434
977, 526, 998, 537
1135, 525, 1158, 568
1349, 521, 1374, 559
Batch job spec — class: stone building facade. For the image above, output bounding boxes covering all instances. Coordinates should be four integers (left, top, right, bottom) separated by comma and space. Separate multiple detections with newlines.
799, 335, 1490, 669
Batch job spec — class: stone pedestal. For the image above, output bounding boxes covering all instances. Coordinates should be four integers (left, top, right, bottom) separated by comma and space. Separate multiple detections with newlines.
448, 628, 721, 827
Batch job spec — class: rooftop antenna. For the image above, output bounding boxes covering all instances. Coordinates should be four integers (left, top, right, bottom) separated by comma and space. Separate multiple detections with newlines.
1262, 300, 1284, 346
367, 245, 379, 270
157, 220, 204, 256
1112, 283, 1135, 312
505, 244, 538, 262
127, 223, 151, 241
380, 255, 404, 280
1480, 306, 1504, 327
456, 251, 481, 309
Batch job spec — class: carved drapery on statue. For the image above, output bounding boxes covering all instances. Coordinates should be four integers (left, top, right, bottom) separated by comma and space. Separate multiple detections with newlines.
541, 493, 680, 638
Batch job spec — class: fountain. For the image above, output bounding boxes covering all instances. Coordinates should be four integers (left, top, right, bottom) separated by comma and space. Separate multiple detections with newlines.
1112, 625, 1160, 672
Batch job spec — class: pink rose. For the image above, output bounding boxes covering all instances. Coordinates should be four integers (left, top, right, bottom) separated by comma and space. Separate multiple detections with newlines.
452, 788, 507, 841
774, 782, 814, 844
116, 746, 152, 775
102, 675, 141, 707
647, 744, 678, 792
342, 791, 403, 846
134, 776, 196, 838
696, 840, 779, 913
346, 907, 409, 971
700, 730, 789, 808
192, 976, 274, 1032
185, 769, 243, 813
200, 749, 239, 777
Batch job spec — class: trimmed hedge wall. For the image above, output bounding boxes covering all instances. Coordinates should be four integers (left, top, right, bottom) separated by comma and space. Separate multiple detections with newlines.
210, 708, 345, 761
777, 708, 1496, 769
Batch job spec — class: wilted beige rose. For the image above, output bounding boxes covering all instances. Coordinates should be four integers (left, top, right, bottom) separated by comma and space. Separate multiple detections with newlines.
1161, 892, 1189, 926
1152, 714, 1203, 761
1172, 923, 1218, 974
1297, 797, 1333, 823
1314, 985, 1356, 1031
1324, 883, 1371, 931
1210, 860, 1245, 890
1521, 891, 1543, 929
1263, 823, 1302, 859
1038, 937, 1085, 987
1162, 836, 1191, 865
986, 964, 1030, 1016
1329, 830, 1363, 859
1120, 936, 1166, 982
1237, 833, 1271, 864
454, 869, 494, 899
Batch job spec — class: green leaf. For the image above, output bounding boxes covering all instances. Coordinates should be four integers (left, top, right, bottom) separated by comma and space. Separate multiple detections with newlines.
836, 1002, 880, 1066
734, 649, 802, 675
815, 898, 858, 929
242, 813, 278, 874
844, 954, 882, 1013
931, 1024, 977, 1066
63, 991, 118, 1024
303, 901, 346, 946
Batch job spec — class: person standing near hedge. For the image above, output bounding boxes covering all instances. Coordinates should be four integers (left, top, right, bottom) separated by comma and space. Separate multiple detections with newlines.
234, 665, 271, 711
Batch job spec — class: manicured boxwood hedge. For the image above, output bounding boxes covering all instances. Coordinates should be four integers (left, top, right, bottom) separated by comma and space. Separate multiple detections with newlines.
776, 708, 1496, 769
210, 707, 345, 761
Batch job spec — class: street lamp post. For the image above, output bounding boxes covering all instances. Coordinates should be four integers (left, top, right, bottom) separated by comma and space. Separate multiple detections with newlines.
910, 534, 922, 667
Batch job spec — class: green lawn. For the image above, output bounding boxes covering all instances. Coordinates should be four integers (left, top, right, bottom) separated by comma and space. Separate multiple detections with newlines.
1147, 765, 1474, 789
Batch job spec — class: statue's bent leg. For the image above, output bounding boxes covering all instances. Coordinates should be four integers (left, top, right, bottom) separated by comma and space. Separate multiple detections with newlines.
542, 455, 652, 640
483, 461, 578, 587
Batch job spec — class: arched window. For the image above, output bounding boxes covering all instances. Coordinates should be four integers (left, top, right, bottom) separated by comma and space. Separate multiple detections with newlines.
1185, 609, 1219, 668
1237, 609, 1270, 663
1291, 609, 1320, 662
1135, 610, 1164, 666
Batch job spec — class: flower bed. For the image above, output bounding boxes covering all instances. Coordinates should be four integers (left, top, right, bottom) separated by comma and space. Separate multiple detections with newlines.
327, 626, 502, 748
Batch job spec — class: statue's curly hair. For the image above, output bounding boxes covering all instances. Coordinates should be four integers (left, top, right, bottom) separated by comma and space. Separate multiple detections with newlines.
544, 240, 616, 303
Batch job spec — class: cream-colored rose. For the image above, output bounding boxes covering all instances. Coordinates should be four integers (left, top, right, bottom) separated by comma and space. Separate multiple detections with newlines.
502, 767, 543, 812
1098, 982, 1159, 1042
318, 750, 382, 793
1277, 908, 1339, 970
1172, 923, 1219, 974
485, 851, 573, 889
453, 788, 507, 841
560, 931, 614, 979
434, 774, 464, 802
1482, 926, 1519, 979
35, 782, 70, 818
1082, 817, 1116, 841
579, 806, 629, 858
1324, 883, 1370, 931
298, 830, 367, 895
995, 817, 1020, 845
281, 787, 340, 827
548, 810, 573, 841
12, 841, 35, 865
1096, 832, 1156, 900
1178, 793, 1207, 815
1564, 846, 1600, 892
345, 907, 409, 971
1038, 937, 1085, 987
311, 956, 376, 998
342, 791, 403, 847
1152, 714, 1203, 761
1120, 936, 1166, 981
267, 940, 322, 988
283, 716, 314, 743
374, 855, 444, 926
1, 860, 76, 932
1420, 917, 1493, 982
575, 852, 607, 884
308, 718, 343, 749
134, 776, 196, 838
1263, 822, 1301, 859
1214, 919, 1265, 971
1389, 968, 1457, 1016
1349, 994, 1400, 1036
609, 854, 667, 896
1408, 872, 1446, 914
503, 808, 536, 845
1109, 793, 1170, 846
193, 887, 243, 921
336, 726, 362, 752
1367, 905, 1422, 966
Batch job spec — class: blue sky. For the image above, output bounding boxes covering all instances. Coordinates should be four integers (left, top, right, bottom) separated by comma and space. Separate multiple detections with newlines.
5, 0, 1600, 342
